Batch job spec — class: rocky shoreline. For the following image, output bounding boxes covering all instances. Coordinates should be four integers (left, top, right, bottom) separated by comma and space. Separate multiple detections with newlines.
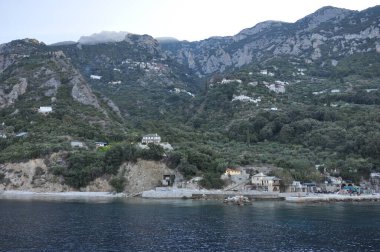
2, 189, 380, 203
0, 190, 127, 200
141, 188, 380, 203
285, 194, 380, 203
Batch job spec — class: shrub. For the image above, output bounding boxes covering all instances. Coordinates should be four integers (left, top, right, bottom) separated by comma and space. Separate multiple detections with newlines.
177, 159, 198, 179
199, 173, 225, 189
140, 143, 164, 161
109, 176, 127, 193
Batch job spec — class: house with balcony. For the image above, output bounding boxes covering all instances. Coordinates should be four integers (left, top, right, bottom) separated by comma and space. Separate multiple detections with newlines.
251, 172, 281, 192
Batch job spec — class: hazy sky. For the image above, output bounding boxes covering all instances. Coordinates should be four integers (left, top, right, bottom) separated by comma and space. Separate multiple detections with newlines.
1, 0, 378, 44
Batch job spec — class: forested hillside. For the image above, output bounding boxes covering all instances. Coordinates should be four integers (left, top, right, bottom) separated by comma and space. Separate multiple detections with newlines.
1, 5, 380, 190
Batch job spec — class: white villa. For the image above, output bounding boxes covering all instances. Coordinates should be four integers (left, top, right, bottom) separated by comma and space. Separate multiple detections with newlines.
251, 172, 281, 192
290, 181, 308, 193
90, 75, 102, 80
38, 106, 52, 114
71, 141, 85, 148
142, 133, 161, 144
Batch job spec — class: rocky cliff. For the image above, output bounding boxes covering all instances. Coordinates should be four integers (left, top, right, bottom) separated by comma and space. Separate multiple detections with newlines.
0, 157, 180, 194
161, 6, 380, 76
0, 39, 103, 109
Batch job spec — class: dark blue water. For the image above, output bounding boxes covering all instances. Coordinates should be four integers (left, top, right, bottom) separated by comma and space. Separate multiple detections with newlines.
0, 198, 379, 252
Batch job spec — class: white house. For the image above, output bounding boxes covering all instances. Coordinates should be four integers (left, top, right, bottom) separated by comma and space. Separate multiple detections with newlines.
71, 141, 85, 148
38, 106, 52, 114
15, 132, 28, 138
90, 75, 102, 80
232, 95, 261, 104
142, 133, 161, 144
95, 142, 108, 148
108, 81, 122, 85
221, 78, 242, 84
290, 181, 307, 192
251, 172, 281, 192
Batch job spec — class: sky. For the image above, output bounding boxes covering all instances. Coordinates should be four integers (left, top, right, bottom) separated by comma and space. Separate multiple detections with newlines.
1, 0, 379, 44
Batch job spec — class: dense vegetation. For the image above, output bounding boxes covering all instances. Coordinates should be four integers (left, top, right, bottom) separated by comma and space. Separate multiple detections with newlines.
51, 143, 164, 189
1, 35, 380, 190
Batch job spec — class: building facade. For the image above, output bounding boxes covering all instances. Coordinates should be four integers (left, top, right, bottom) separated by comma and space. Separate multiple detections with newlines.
142, 133, 161, 144
251, 172, 281, 192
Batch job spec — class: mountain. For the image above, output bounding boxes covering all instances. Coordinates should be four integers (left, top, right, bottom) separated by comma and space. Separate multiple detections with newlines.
161, 6, 380, 76
0, 38, 137, 191
1, 5, 380, 190
51, 33, 201, 122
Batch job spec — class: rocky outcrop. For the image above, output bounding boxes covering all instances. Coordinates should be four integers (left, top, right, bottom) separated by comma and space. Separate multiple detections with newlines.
161, 5, 380, 75
0, 158, 182, 194
42, 77, 61, 97
119, 160, 182, 194
0, 78, 27, 108
0, 159, 69, 192
101, 95, 122, 118
295, 6, 351, 31
71, 74, 100, 108
0, 54, 18, 73
124, 33, 162, 56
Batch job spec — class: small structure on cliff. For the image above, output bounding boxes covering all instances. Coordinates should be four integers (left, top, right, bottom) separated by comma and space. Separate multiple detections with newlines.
38, 106, 52, 114
141, 133, 161, 144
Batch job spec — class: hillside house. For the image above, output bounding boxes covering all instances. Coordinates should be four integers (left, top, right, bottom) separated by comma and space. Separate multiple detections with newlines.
289, 181, 307, 193
303, 182, 318, 193
38, 106, 52, 114
71, 141, 85, 148
221, 168, 250, 184
95, 141, 108, 148
142, 133, 161, 144
251, 172, 281, 192
15, 132, 28, 138
224, 168, 241, 176
90, 75, 102, 80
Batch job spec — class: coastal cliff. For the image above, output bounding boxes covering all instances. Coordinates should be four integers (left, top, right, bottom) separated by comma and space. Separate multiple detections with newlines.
0, 157, 179, 194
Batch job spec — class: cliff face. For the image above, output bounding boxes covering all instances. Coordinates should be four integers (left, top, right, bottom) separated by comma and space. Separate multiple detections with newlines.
0, 39, 102, 109
0, 158, 69, 192
120, 160, 183, 194
0, 157, 180, 193
0, 78, 27, 108
161, 6, 380, 76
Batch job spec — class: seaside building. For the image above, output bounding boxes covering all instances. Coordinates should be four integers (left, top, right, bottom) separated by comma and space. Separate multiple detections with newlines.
251, 172, 281, 192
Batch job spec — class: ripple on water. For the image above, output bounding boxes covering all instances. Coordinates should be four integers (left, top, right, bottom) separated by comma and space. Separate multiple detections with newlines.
0, 200, 380, 251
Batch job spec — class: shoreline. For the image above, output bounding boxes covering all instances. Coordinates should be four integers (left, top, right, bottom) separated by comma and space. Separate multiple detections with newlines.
0, 190, 127, 199
285, 193, 380, 203
1, 189, 380, 203
141, 188, 380, 203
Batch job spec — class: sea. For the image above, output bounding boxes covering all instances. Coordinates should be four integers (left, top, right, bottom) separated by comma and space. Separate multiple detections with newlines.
0, 197, 379, 251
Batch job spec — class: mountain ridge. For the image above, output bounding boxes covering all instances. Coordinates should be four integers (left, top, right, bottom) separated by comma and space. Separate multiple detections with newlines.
161, 5, 380, 76
1, 5, 380, 190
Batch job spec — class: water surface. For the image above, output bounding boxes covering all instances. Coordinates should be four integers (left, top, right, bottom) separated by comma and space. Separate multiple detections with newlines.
0, 198, 379, 251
